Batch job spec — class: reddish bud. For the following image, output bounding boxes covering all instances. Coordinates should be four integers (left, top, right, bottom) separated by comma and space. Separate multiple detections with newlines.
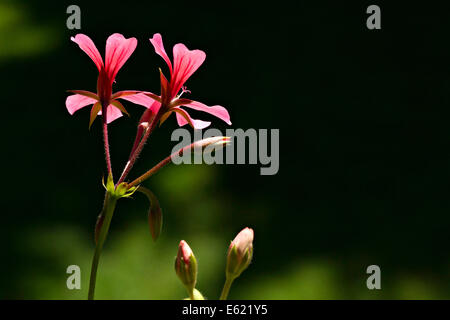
175, 240, 197, 294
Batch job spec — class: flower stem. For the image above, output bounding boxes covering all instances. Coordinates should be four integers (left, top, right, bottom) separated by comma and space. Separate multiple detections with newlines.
88, 192, 118, 300
117, 113, 160, 185
127, 140, 200, 188
219, 277, 235, 300
102, 115, 113, 178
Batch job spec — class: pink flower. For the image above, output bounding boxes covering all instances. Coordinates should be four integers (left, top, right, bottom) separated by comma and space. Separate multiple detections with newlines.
66, 33, 154, 126
145, 33, 231, 129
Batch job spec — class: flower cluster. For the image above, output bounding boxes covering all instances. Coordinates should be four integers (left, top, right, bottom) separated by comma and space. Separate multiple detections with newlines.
66, 33, 254, 301
66, 33, 230, 129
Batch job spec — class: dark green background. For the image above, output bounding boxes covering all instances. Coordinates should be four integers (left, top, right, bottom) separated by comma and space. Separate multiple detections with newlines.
1, 0, 449, 299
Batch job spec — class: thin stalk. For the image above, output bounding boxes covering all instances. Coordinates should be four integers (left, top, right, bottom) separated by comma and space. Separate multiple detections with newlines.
219, 277, 235, 300
127, 152, 174, 188
127, 138, 196, 188
102, 113, 113, 178
117, 113, 160, 185
188, 289, 195, 300
88, 192, 118, 300
127, 137, 229, 188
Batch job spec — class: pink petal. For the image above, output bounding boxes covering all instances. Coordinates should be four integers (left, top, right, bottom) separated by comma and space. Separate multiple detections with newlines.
66, 94, 97, 115
111, 90, 143, 99
171, 43, 206, 97
105, 33, 137, 82
71, 34, 104, 71
150, 33, 173, 75
182, 100, 231, 125
118, 93, 155, 108
174, 107, 211, 129
98, 104, 123, 124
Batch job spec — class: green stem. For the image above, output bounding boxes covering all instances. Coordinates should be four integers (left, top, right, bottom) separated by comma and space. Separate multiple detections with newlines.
88, 192, 118, 300
219, 277, 235, 300
188, 288, 195, 300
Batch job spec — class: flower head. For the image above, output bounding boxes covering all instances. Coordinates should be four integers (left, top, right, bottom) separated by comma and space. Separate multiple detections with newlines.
175, 240, 198, 293
226, 227, 254, 279
144, 33, 231, 129
66, 33, 153, 126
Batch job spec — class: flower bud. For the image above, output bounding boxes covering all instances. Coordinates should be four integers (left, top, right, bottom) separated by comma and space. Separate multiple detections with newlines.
175, 240, 197, 293
148, 199, 162, 241
192, 136, 231, 154
226, 227, 254, 279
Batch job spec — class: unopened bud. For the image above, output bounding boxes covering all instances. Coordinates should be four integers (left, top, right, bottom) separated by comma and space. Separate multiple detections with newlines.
175, 240, 197, 293
148, 199, 162, 241
192, 136, 231, 154
226, 227, 254, 279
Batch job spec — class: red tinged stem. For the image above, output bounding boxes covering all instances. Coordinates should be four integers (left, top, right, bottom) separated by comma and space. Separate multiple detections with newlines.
116, 112, 161, 185
127, 140, 197, 188
102, 106, 113, 178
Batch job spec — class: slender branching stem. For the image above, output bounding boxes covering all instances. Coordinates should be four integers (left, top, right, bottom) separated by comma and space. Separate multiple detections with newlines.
219, 277, 235, 300
127, 140, 199, 188
117, 113, 160, 185
88, 192, 118, 300
102, 111, 113, 178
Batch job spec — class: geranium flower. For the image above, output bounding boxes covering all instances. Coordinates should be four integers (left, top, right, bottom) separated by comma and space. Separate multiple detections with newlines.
66, 33, 153, 126
145, 33, 231, 129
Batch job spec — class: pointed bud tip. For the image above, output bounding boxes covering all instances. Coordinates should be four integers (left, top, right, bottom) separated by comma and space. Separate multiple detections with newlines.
192, 136, 231, 152
226, 227, 254, 279
231, 227, 254, 250
178, 240, 193, 264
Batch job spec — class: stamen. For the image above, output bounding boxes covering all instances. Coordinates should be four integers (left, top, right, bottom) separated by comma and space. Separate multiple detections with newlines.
177, 86, 191, 98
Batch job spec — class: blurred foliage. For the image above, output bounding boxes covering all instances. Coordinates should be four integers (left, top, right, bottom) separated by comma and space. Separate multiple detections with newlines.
1, 0, 450, 299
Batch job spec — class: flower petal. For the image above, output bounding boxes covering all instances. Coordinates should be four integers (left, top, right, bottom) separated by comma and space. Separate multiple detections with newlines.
150, 33, 173, 75
111, 90, 143, 99
97, 104, 123, 124
173, 107, 211, 129
105, 33, 137, 82
67, 90, 99, 100
71, 34, 104, 71
118, 93, 157, 109
171, 43, 206, 97
182, 100, 231, 125
66, 94, 97, 115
